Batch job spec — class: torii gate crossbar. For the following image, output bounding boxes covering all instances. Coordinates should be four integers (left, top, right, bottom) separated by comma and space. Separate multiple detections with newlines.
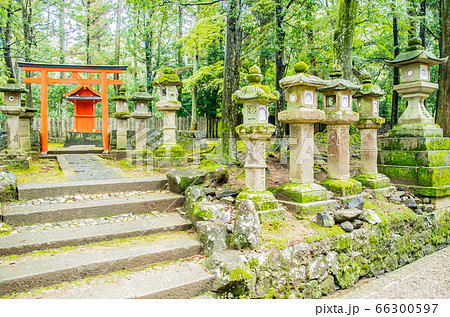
17, 62, 128, 154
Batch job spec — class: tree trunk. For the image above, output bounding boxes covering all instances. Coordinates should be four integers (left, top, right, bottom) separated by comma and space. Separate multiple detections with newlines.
86, 0, 91, 64
20, 0, 33, 108
190, 48, 199, 131
58, 2, 65, 78
177, 5, 183, 69
334, 0, 358, 80
419, 0, 427, 47
1, 0, 16, 78
274, 0, 286, 138
144, 30, 153, 94
407, 0, 417, 38
391, 6, 401, 126
221, 0, 242, 164
436, 0, 450, 136
114, 0, 122, 95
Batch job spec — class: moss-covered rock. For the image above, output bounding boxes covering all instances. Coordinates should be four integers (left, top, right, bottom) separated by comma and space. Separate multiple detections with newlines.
273, 183, 328, 203
0, 170, 18, 202
320, 178, 362, 196
196, 221, 228, 256
205, 250, 252, 294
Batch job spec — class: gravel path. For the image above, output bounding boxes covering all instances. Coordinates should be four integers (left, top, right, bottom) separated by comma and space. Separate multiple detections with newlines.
326, 246, 450, 299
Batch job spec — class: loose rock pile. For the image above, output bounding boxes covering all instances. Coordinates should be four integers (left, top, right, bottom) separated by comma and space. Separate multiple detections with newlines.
385, 187, 435, 215
316, 195, 381, 232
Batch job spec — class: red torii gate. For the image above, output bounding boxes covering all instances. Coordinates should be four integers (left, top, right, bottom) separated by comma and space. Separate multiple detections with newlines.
17, 62, 128, 154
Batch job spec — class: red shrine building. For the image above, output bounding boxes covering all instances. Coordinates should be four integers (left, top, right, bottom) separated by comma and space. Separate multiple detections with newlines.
64, 85, 101, 132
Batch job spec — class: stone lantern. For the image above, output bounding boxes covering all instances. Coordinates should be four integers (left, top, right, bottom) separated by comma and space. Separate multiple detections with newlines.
318, 65, 362, 197
153, 68, 185, 167
353, 72, 392, 195
275, 62, 338, 213
0, 78, 30, 168
379, 37, 450, 210
19, 98, 38, 161
128, 85, 153, 165
234, 65, 285, 223
111, 86, 130, 160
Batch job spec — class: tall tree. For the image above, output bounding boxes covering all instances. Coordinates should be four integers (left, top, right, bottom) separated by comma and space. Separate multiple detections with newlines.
334, 0, 358, 80
419, 0, 427, 46
436, 0, 450, 136
0, 0, 16, 78
391, 1, 401, 126
19, 0, 33, 107
274, 0, 287, 138
114, 0, 122, 95
221, 0, 242, 163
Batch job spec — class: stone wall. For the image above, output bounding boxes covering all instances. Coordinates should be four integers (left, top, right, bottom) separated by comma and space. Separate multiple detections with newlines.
206, 207, 450, 298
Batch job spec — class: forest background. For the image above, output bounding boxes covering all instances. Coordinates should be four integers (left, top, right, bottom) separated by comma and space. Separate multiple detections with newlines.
0, 0, 449, 141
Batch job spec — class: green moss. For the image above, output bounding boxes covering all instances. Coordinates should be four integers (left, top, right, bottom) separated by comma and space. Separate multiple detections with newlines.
153, 73, 181, 85
305, 222, 346, 243
113, 111, 130, 119
354, 173, 390, 189
294, 61, 308, 74
154, 145, 184, 158
320, 178, 362, 196
199, 159, 219, 168
274, 183, 327, 203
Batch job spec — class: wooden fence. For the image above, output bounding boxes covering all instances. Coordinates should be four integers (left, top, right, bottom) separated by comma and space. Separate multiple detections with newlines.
0, 116, 222, 139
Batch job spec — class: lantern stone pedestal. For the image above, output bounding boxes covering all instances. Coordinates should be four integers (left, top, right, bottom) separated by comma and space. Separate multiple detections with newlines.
111, 87, 130, 161
318, 65, 362, 197
153, 68, 186, 168
19, 107, 38, 162
0, 80, 31, 168
379, 38, 450, 209
353, 73, 394, 198
233, 66, 285, 224
275, 62, 339, 215
126, 86, 154, 166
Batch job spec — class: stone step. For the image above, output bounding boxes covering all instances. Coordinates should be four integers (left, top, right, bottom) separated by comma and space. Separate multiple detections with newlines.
17, 177, 168, 201
0, 236, 201, 297
378, 164, 450, 187
47, 149, 104, 155
38, 263, 214, 299
3, 192, 185, 226
0, 215, 191, 256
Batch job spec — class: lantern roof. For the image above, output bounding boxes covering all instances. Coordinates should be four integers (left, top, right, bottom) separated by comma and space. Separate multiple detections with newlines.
318, 64, 362, 93
128, 84, 154, 102
0, 78, 29, 94
153, 68, 182, 87
385, 37, 448, 67
280, 61, 328, 89
233, 65, 279, 104
353, 72, 384, 98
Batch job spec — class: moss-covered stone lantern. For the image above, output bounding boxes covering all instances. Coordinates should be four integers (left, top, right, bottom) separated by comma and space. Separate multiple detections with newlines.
0, 78, 30, 168
153, 68, 185, 167
127, 85, 153, 165
318, 65, 362, 197
234, 65, 285, 223
353, 72, 392, 195
274, 62, 338, 213
18, 97, 38, 161
379, 38, 450, 210
111, 86, 130, 160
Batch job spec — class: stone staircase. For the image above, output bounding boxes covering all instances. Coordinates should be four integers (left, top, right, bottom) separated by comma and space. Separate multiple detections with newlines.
0, 177, 214, 298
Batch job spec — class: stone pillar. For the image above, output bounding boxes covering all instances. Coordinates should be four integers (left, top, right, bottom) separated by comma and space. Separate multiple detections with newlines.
127, 85, 153, 166
111, 86, 130, 160
19, 106, 38, 161
0, 79, 31, 168
318, 65, 362, 197
234, 65, 285, 223
353, 73, 391, 195
380, 37, 450, 209
153, 68, 186, 168
275, 62, 338, 214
